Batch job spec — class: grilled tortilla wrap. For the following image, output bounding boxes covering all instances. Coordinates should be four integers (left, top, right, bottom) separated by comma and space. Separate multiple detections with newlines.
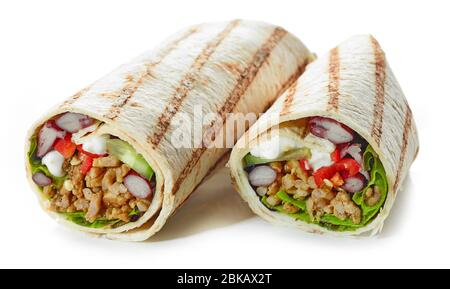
25, 20, 311, 241
229, 35, 419, 236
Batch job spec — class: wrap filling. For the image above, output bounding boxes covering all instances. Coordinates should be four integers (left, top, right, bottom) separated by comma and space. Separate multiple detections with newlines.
28, 112, 156, 228
243, 117, 388, 231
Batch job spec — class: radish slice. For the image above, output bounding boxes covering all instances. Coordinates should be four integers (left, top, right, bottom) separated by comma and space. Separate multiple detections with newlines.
339, 144, 350, 158
248, 165, 276, 187
55, 113, 94, 133
37, 122, 66, 158
309, 117, 354, 144
360, 170, 370, 180
32, 172, 52, 187
340, 143, 363, 165
342, 174, 366, 193
124, 174, 152, 199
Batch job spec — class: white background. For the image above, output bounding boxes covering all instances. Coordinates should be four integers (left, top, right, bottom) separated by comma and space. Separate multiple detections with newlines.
0, 0, 448, 269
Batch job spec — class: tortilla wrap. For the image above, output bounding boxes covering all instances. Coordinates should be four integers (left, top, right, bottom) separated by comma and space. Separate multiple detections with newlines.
25, 20, 311, 241
229, 35, 419, 236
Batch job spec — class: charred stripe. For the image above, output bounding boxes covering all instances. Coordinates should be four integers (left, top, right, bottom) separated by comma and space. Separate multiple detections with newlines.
63, 86, 91, 107
280, 81, 298, 115
171, 27, 289, 194
104, 27, 199, 120
147, 20, 241, 148
370, 36, 387, 145
393, 106, 412, 192
327, 47, 340, 111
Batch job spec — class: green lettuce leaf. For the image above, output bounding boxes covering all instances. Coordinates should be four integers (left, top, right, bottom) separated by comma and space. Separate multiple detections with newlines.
62, 212, 120, 228
319, 220, 360, 232
129, 207, 141, 217
261, 195, 311, 223
276, 191, 306, 211
28, 136, 66, 189
320, 214, 362, 228
261, 195, 281, 210
286, 210, 311, 223
244, 147, 311, 167
28, 135, 41, 166
352, 145, 388, 225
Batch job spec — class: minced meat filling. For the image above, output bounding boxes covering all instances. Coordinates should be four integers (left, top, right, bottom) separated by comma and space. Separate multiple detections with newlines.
257, 160, 363, 224
45, 155, 150, 223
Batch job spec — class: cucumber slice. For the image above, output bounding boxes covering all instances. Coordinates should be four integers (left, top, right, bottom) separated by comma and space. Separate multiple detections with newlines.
106, 139, 154, 180
244, 147, 311, 167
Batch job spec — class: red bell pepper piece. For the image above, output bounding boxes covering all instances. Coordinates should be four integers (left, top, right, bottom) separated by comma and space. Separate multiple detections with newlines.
313, 166, 337, 187
79, 152, 93, 175
335, 158, 360, 177
330, 147, 341, 163
54, 133, 76, 159
313, 158, 361, 187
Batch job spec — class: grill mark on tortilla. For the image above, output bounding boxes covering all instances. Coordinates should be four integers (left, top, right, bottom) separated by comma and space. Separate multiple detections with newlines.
393, 106, 412, 193
63, 86, 91, 107
257, 64, 299, 115
327, 47, 340, 111
370, 36, 387, 145
129, 101, 142, 108
283, 62, 305, 89
280, 81, 298, 115
147, 20, 241, 148
221, 62, 246, 76
104, 27, 199, 120
278, 61, 307, 114
171, 28, 289, 194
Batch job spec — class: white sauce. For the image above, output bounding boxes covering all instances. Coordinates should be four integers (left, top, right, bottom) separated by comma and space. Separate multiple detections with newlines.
249, 128, 336, 171
250, 134, 300, 160
81, 135, 109, 155
42, 150, 65, 177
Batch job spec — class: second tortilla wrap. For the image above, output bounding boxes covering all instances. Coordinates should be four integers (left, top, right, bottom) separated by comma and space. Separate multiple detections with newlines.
25, 20, 312, 241
229, 35, 419, 236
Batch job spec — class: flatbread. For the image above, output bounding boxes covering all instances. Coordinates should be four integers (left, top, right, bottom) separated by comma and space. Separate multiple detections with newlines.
229, 35, 419, 236
25, 20, 312, 241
